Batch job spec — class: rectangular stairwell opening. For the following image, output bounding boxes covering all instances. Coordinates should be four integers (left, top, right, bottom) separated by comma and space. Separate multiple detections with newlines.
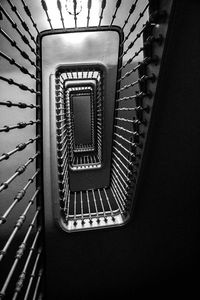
43, 28, 124, 231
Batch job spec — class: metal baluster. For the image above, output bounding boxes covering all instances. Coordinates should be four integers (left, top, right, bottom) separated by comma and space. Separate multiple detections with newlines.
122, 0, 138, 30
112, 162, 131, 192
86, 190, 92, 224
113, 152, 131, 173
0, 136, 40, 162
110, 187, 124, 215
91, 69, 95, 78
113, 139, 133, 156
62, 189, 68, 210
117, 79, 140, 93
0, 51, 37, 81
103, 188, 115, 221
0, 76, 38, 94
110, 184, 125, 212
120, 47, 144, 70
73, 0, 77, 28
41, 0, 53, 29
111, 175, 125, 203
58, 159, 69, 202
111, 175, 127, 204
0, 170, 40, 225
0, 5, 37, 55
117, 63, 142, 82
0, 100, 39, 109
56, 123, 67, 134
0, 27, 38, 69
112, 159, 131, 182
117, 74, 155, 93
98, 0, 106, 26
0, 209, 41, 298
115, 117, 134, 124
0, 120, 40, 134
12, 227, 41, 300
57, 0, 65, 28
122, 3, 149, 45
73, 192, 77, 226
114, 132, 136, 146
91, 189, 100, 223
64, 72, 69, 80
111, 177, 127, 205
118, 56, 158, 82
114, 125, 140, 137
110, 0, 121, 26
7, 0, 37, 45
0, 199, 40, 263
115, 106, 149, 112
113, 146, 130, 164
32, 269, 43, 300
65, 190, 70, 222
80, 191, 84, 225
87, 0, 92, 27
0, 1, 45, 295
97, 189, 107, 222
59, 185, 68, 212
24, 248, 43, 300
122, 22, 152, 57
62, 169, 69, 202
112, 167, 129, 189
116, 92, 146, 102
0, 152, 40, 193
20, 0, 39, 34
57, 131, 68, 147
